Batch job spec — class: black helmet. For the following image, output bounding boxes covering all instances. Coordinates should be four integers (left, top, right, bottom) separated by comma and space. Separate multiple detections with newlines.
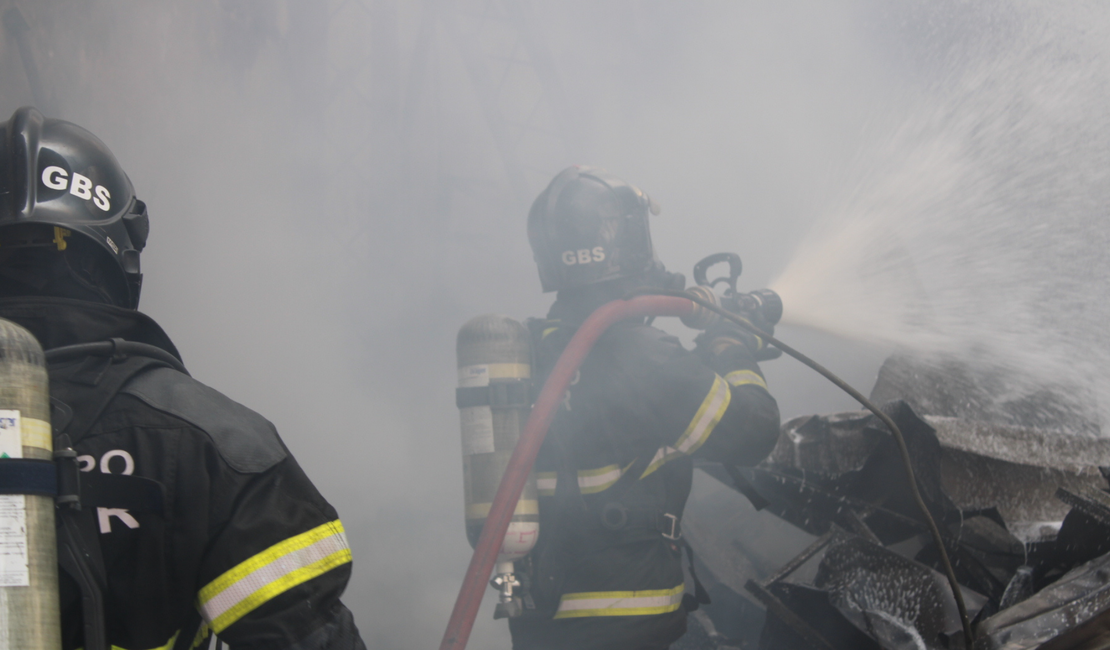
527, 166, 661, 293
0, 107, 149, 308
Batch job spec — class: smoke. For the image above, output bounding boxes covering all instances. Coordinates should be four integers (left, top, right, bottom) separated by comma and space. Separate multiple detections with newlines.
4, 0, 1102, 647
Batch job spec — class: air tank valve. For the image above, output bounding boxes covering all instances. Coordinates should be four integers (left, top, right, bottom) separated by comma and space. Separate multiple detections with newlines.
490, 560, 524, 618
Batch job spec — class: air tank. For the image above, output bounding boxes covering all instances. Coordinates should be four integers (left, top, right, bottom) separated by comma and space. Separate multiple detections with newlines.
456, 315, 539, 616
0, 318, 60, 649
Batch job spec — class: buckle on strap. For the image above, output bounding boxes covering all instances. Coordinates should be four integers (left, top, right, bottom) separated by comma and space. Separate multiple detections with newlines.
661, 513, 681, 540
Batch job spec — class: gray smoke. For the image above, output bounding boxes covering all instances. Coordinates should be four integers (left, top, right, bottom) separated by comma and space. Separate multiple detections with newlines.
3, 1, 1103, 647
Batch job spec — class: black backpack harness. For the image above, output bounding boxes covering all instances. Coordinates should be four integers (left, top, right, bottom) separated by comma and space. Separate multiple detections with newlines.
0, 339, 179, 650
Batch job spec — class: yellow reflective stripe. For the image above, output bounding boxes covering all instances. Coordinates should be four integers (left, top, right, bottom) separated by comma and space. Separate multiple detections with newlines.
673, 375, 731, 454
21, 417, 52, 452
642, 375, 731, 478
198, 520, 352, 633
199, 520, 345, 603
211, 550, 350, 632
725, 369, 767, 390
542, 327, 559, 339
554, 584, 685, 618
535, 462, 632, 497
466, 499, 539, 519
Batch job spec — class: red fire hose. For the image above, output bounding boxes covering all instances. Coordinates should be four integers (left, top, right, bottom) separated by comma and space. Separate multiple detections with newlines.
438, 295, 695, 650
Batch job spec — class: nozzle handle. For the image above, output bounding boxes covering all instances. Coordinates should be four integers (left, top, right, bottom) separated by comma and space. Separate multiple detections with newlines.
693, 252, 742, 291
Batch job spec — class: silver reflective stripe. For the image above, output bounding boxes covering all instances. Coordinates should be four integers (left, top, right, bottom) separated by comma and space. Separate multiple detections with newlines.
642, 375, 731, 477
576, 464, 624, 494
198, 521, 352, 633
536, 472, 557, 495
554, 584, 686, 618
536, 463, 626, 496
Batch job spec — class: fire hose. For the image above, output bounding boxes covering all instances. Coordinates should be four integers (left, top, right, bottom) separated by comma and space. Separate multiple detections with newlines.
439, 293, 974, 650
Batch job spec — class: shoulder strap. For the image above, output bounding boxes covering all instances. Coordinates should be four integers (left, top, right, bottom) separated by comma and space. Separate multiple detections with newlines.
50, 351, 173, 443
56, 507, 110, 650
49, 342, 177, 650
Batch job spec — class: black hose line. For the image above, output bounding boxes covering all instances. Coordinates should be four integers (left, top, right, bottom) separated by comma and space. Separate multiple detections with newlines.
629, 287, 974, 647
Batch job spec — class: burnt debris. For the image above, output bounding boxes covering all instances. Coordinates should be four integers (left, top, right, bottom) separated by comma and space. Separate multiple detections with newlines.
678, 353, 1110, 650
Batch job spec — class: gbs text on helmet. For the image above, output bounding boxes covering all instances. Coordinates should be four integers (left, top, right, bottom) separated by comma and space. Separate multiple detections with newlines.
41, 165, 112, 212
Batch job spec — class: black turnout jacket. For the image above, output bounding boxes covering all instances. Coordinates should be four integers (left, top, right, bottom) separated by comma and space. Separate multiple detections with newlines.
509, 296, 780, 650
0, 297, 365, 650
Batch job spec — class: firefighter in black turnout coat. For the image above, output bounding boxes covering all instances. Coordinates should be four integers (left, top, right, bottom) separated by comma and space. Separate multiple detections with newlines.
510, 167, 781, 650
0, 107, 366, 650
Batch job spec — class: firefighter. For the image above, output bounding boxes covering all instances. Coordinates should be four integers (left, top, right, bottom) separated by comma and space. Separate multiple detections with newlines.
510, 166, 781, 650
0, 107, 366, 650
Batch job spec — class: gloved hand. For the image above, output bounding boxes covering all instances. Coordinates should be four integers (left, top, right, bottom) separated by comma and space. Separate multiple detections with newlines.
695, 313, 782, 361
745, 310, 783, 361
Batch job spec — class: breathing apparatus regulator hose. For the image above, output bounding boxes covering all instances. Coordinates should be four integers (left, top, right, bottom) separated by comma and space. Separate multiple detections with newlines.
439, 292, 973, 650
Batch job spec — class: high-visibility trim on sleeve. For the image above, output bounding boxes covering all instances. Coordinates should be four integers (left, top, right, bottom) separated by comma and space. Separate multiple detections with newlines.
641, 375, 731, 478
198, 520, 352, 633
553, 583, 685, 618
536, 461, 633, 497
673, 375, 731, 455
725, 369, 767, 390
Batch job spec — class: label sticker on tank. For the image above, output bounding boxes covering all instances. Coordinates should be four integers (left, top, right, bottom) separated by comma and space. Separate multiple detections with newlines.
459, 365, 491, 387
0, 411, 29, 587
0, 410, 21, 460
460, 406, 495, 455
459, 364, 530, 388
0, 495, 29, 587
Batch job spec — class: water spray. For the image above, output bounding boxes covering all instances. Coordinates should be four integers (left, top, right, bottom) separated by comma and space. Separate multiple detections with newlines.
440, 253, 974, 650
637, 252, 972, 644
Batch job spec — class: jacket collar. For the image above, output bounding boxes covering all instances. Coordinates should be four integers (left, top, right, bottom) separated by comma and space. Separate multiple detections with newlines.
548, 277, 650, 328
0, 296, 181, 361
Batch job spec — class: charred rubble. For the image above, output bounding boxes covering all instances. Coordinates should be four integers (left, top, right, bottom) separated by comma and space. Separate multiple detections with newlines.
677, 353, 1110, 650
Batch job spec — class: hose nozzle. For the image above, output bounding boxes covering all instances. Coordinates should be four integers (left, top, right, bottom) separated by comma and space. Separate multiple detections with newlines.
680, 286, 783, 331
681, 286, 721, 329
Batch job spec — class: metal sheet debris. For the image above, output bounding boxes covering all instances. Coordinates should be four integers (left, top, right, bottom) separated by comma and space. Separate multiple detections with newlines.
678, 353, 1110, 650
